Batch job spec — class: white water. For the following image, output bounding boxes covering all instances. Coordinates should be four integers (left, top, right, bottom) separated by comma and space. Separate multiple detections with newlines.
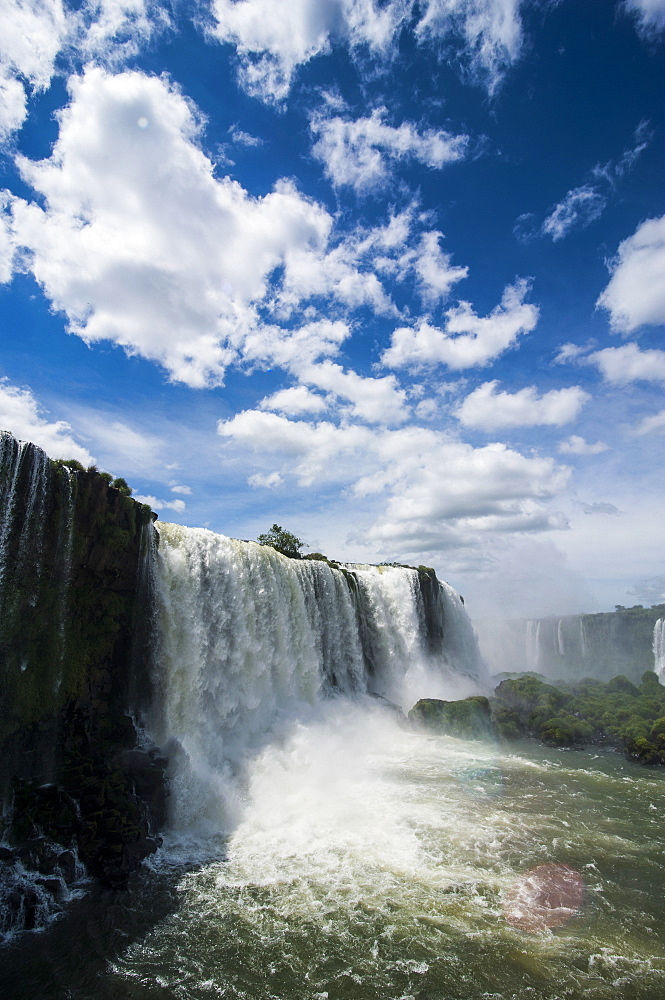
0, 434, 49, 589
150, 523, 485, 841
654, 619, 665, 683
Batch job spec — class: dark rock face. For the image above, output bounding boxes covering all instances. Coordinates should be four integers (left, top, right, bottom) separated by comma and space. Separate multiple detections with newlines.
0, 432, 168, 933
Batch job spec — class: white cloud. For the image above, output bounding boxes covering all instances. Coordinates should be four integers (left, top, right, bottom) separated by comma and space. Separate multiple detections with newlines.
134, 493, 186, 513
217, 408, 572, 554
586, 343, 665, 384
0, 190, 17, 282
628, 408, 665, 436
260, 385, 329, 416
228, 123, 263, 146
170, 482, 193, 494
243, 319, 351, 369
79, 0, 169, 62
625, 0, 665, 36
310, 106, 467, 193
10, 68, 389, 388
209, 0, 407, 102
533, 125, 650, 243
553, 342, 591, 364
541, 185, 606, 242
0, 0, 71, 139
558, 435, 609, 456
296, 361, 409, 424
395, 230, 468, 305
597, 215, 665, 332
415, 0, 524, 93
455, 380, 590, 430
248, 471, 283, 488
209, 0, 526, 102
382, 279, 538, 370
0, 0, 167, 143
0, 378, 93, 464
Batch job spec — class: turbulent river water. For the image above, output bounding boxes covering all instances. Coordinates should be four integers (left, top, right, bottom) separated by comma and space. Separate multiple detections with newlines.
2, 519, 665, 998
4, 711, 665, 1000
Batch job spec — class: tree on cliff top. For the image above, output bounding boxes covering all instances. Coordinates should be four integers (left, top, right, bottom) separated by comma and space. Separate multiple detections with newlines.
257, 524, 305, 559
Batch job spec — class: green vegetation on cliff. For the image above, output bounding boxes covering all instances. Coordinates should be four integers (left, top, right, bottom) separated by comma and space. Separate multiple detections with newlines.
0, 432, 166, 893
410, 671, 665, 765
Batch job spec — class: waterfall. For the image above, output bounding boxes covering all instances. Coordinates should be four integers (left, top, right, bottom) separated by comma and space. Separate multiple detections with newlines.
526, 619, 541, 669
0, 432, 77, 682
149, 524, 485, 838
0, 434, 50, 591
654, 620, 665, 684
557, 618, 565, 656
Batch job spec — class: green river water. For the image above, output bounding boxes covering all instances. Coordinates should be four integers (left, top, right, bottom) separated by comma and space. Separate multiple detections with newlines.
3, 703, 665, 1000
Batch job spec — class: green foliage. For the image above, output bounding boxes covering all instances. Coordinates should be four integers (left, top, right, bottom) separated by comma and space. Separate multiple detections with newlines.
256, 524, 305, 559
409, 696, 493, 740
56, 458, 85, 472
490, 670, 665, 761
112, 477, 132, 496
606, 674, 640, 696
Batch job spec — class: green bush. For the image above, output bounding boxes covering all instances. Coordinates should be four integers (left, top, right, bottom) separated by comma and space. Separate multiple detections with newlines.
257, 524, 305, 559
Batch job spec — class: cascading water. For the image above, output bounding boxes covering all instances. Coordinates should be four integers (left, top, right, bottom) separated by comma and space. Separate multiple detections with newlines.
654, 619, 665, 683
149, 523, 485, 839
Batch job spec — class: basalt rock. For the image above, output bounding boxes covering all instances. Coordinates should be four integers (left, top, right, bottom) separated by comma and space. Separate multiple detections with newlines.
0, 432, 168, 921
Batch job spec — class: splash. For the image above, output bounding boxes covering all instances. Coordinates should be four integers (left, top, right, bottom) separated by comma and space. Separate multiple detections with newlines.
149, 524, 485, 838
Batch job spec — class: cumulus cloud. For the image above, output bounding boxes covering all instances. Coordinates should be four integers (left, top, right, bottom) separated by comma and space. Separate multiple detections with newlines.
541, 185, 606, 242
169, 482, 193, 494
79, 0, 170, 62
394, 230, 468, 305
597, 215, 665, 332
586, 343, 665, 384
310, 106, 467, 193
296, 361, 409, 424
209, 0, 407, 102
9, 68, 398, 388
558, 435, 609, 456
217, 408, 572, 554
0, 0, 168, 142
625, 0, 665, 36
0, 0, 71, 139
260, 385, 329, 416
382, 279, 538, 370
134, 493, 186, 513
628, 408, 665, 436
553, 342, 591, 364
0, 378, 93, 464
209, 0, 526, 102
455, 380, 589, 430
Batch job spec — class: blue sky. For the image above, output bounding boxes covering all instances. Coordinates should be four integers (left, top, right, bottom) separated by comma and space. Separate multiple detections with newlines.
1, 0, 664, 619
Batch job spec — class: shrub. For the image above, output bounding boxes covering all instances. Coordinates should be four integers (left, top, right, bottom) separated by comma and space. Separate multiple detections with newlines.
256, 524, 305, 559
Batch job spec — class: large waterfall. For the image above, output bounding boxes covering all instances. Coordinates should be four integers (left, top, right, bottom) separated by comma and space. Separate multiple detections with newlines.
149, 523, 485, 839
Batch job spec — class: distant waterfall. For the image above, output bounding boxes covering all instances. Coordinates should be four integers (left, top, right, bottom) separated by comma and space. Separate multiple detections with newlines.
150, 524, 485, 836
654, 620, 665, 683
526, 619, 541, 669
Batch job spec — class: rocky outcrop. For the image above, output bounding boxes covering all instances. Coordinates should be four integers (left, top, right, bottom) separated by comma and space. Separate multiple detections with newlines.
409, 696, 494, 739
0, 432, 168, 934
